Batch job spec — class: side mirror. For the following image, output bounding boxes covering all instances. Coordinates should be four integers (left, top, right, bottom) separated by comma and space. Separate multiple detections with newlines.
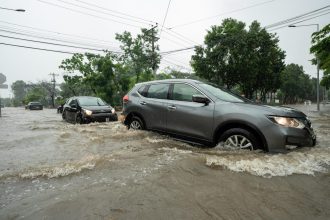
192, 94, 210, 105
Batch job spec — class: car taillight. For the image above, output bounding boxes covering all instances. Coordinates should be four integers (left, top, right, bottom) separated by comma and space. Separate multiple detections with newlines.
123, 95, 129, 103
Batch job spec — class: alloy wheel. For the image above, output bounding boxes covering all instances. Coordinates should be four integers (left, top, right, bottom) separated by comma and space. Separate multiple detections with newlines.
130, 120, 142, 130
223, 134, 254, 150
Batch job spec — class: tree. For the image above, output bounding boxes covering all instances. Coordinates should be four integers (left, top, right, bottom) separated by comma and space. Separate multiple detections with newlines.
11, 80, 27, 106
115, 28, 161, 84
59, 80, 92, 98
59, 52, 130, 105
24, 86, 48, 105
155, 67, 200, 80
279, 64, 313, 104
191, 18, 285, 99
310, 24, 330, 88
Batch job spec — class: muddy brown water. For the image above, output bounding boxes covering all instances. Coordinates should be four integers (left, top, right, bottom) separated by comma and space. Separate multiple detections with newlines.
0, 105, 329, 219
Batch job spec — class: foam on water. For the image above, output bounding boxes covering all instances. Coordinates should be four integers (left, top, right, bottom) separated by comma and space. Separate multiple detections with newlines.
205, 147, 330, 178
18, 155, 100, 179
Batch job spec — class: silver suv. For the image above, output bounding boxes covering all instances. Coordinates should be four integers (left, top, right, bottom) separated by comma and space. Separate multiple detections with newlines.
121, 79, 316, 153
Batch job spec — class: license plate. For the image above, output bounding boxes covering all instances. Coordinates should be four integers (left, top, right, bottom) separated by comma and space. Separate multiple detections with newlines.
106, 118, 110, 122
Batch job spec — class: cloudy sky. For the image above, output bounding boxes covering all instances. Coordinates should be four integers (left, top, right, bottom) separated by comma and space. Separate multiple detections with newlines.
0, 0, 329, 97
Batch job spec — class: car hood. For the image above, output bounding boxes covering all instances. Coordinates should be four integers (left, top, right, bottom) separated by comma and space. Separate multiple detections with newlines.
81, 105, 112, 111
233, 102, 306, 117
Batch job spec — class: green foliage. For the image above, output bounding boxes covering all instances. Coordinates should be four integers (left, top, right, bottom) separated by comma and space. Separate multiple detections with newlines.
24, 86, 48, 105
59, 28, 161, 106
116, 28, 160, 83
191, 18, 285, 100
320, 75, 330, 89
155, 68, 200, 80
11, 80, 26, 106
279, 64, 313, 104
311, 24, 330, 88
59, 52, 130, 106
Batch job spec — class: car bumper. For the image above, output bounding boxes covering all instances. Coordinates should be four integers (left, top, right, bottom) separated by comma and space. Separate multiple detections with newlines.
29, 106, 43, 110
83, 113, 118, 123
264, 125, 316, 153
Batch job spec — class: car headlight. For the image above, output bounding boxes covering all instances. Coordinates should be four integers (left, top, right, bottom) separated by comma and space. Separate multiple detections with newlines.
83, 109, 92, 116
269, 116, 305, 129
111, 108, 115, 114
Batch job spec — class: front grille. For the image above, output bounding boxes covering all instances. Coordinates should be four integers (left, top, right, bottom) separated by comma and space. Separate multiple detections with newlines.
93, 110, 111, 114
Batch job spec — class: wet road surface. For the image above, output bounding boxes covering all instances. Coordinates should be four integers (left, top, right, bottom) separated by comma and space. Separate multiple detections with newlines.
0, 105, 329, 219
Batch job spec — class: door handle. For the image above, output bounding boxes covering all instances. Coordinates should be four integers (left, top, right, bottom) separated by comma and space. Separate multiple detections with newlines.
168, 105, 176, 110
140, 101, 147, 105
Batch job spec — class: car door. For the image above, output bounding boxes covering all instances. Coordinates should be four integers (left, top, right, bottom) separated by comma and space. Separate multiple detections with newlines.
66, 99, 78, 122
138, 83, 170, 130
166, 83, 214, 141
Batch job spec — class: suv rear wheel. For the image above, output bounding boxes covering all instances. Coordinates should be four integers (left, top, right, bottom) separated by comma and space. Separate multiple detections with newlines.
218, 128, 260, 150
129, 116, 144, 130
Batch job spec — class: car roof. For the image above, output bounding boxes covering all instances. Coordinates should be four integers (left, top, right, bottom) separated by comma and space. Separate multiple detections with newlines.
135, 78, 202, 86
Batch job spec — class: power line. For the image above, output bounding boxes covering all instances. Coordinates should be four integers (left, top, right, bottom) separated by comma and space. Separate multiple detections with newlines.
169, 0, 276, 29
55, 0, 152, 26
37, 0, 143, 29
162, 58, 192, 71
0, 34, 115, 52
161, 6, 330, 55
0, 42, 76, 54
161, 29, 198, 46
267, 11, 330, 32
0, 28, 121, 51
73, 0, 154, 24
160, 46, 195, 55
0, 20, 118, 45
265, 5, 330, 29
160, 0, 172, 36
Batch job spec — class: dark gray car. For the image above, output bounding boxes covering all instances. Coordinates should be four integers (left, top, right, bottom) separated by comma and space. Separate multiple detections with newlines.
121, 79, 316, 153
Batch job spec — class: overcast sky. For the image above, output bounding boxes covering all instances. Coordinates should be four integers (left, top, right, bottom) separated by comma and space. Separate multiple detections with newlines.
0, 0, 329, 98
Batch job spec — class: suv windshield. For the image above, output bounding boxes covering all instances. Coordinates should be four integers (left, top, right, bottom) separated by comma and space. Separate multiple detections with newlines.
199, 83, 246, 103
78, 97, 107, 106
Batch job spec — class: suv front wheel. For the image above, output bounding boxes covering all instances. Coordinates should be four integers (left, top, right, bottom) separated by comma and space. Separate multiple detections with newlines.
218, 128, 260, 150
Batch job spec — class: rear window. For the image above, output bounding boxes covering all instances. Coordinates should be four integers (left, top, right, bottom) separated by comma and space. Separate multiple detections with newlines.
146, 84, 170, 99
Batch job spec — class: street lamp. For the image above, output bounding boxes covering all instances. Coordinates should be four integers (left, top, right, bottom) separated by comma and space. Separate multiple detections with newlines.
288, 23, 320, 111
0, 7, 25, 12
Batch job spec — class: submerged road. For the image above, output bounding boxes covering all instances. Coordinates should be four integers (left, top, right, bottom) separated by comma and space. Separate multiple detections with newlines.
0, 105, 329, 219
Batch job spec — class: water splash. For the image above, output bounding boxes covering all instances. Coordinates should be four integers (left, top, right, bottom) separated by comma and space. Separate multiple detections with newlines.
206, 148, 330, 178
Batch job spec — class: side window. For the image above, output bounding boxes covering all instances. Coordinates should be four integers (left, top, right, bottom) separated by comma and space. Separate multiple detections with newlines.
138, 85, 147, 97
69, 99, 77, 106
172, 84, 202, 102
146, 84, 170, 99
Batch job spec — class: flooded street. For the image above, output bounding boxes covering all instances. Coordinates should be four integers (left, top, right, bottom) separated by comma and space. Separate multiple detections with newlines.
0, 105, 330, 219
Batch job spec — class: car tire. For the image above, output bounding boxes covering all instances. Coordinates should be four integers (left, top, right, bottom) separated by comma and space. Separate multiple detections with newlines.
75, 114, 83, 124
129, 116, 144, 130
218, 128, 260, 150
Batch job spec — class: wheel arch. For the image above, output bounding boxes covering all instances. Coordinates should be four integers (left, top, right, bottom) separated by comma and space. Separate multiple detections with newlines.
213, 120, 268, 151
124, 111, 147, 128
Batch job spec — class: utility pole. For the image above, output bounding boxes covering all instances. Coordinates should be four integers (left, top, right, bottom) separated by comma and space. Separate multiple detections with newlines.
49, 73, 59, 108
147, 23, 159, 77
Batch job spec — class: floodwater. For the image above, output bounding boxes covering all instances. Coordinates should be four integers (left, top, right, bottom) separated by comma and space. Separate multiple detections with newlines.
0, 105, 329, 219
